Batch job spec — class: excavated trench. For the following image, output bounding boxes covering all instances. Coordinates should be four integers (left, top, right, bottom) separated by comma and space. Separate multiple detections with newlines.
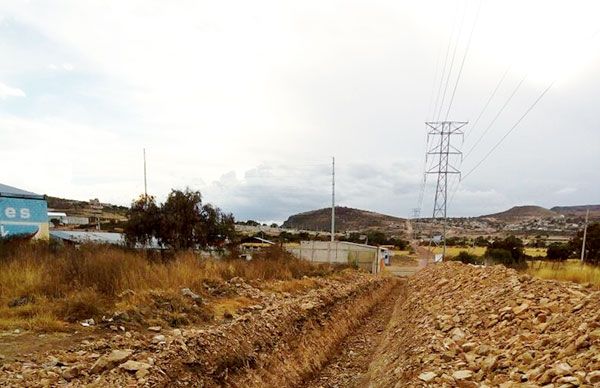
160, 276, 403, 387
0, 274, 404, 387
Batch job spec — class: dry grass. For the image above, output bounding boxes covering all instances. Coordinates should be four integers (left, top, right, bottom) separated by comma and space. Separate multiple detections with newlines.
431, 246, 547, 258
432, 246, 487, 257
527, 260, 600, 288
0, 242, 344, 331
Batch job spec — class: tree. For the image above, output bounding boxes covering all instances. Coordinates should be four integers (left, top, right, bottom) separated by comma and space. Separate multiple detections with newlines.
474, 236, 490, 247
124, 189, 236, 251
124, 195, 161, 247
159, 189, 204, 250
485, 236, 525, 267
546, 242, 571, 261
571, 222, 600, 264
195, 203, 236, 248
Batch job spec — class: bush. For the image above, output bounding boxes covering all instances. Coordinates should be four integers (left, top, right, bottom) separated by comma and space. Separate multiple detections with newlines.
570, 222, 600, 264
546, 242, 571, 261
486, 236, 525, 267
454, 251, 482, 265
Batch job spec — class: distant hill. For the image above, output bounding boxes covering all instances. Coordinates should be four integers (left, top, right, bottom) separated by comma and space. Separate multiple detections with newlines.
47, 196, 128, 221
550, 205, 600, 218
480, 205, 559, 221
282, 206, 406, 233
480, 204, 600, 222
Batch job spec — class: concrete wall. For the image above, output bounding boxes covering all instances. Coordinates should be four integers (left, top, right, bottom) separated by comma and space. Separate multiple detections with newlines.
288, 241, 384, 274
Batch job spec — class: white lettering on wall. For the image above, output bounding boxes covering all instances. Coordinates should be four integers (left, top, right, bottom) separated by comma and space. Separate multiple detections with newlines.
5, 207, 16, 218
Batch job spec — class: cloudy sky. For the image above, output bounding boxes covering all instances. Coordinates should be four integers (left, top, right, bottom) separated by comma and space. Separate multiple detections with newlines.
0, 0, 599, 223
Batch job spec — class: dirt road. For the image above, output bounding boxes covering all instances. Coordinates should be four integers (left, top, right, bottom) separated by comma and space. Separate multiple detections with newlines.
303, 281, 404, 388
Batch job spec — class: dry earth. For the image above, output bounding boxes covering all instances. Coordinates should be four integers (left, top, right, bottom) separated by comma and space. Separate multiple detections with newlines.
368, 262, 600, 387
303, 280, 403, 388
0, 272, 398, 387
4, 261, 600, 388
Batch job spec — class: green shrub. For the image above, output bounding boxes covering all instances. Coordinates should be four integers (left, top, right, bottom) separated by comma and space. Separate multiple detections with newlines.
455, 251, 482, 265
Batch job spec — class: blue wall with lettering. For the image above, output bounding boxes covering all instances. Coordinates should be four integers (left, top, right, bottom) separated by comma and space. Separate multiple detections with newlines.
0, 197, 48, 238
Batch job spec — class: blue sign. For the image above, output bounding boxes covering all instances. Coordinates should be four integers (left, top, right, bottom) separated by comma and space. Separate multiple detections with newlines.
0, 197, 48, 238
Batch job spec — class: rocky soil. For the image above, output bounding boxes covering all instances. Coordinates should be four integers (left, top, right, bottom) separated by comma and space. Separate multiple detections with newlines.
368, 262, 600, 387
0, 272, 398, 387
303, 280, 402, 388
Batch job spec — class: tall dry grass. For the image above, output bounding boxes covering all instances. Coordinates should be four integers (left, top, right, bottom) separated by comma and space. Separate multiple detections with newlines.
0, 242, 342, 330
527, 260, 600, 288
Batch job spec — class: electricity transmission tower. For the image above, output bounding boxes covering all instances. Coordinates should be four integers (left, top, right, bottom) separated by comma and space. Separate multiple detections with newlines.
425, 121, 467, 259
411, 207, 421, 239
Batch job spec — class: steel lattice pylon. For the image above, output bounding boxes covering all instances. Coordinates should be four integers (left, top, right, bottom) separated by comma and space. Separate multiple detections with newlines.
425, 121, 467, 258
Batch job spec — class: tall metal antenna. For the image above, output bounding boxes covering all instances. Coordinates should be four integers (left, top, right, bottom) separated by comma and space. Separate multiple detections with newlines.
331, 156, 335, 242
581, 208, 590, 262
425, 121, 467, 259
143, 148, 148, 197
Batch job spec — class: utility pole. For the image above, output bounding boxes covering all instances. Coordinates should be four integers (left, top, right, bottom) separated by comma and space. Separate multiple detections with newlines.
143, 148, 148, 197
581, 208, 589, 262
331, 156, 335, 242
425, 121, 467, 260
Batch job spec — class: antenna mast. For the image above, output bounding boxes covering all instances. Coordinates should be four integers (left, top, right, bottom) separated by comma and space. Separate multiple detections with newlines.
143, 148, 148, 197
331, 156, 335, 242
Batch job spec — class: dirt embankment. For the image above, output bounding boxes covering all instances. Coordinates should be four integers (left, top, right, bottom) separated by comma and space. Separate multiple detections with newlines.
367, 262, 600, 387
0, 272, 399, 387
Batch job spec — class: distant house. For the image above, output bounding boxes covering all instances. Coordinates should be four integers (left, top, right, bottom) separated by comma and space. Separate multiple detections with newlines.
0, 183, 49, 240
48, 211, 67, 226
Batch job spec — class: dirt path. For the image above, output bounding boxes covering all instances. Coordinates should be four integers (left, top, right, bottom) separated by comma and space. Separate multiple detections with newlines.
302, 281, 404, 388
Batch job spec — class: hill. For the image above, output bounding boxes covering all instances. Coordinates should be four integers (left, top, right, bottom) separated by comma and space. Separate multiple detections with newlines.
550, 204, 600, 218
282, 206, 406, 233
479, 205, 558, 221
47, 196, 128, 221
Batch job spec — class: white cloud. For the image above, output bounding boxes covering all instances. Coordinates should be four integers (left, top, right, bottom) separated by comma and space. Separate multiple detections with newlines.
556, 186, 577, 195
0, 1, 598, 220
0, 82, 25, 99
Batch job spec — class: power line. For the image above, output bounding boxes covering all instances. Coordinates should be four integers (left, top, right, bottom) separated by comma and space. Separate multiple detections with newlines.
463, 73, 527, 160
445, 0, 483, 120
464, 66, 511, 141
432, 2, 461, 122
461, 81, 554, 182
436, 3, 467, 121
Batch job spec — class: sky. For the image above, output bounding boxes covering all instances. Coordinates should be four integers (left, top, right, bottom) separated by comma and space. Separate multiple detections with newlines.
0, 0, 599, 223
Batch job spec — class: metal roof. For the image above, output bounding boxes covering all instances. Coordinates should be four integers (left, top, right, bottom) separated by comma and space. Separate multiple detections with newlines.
0, 183, 45, 200
50, 230, 162, 249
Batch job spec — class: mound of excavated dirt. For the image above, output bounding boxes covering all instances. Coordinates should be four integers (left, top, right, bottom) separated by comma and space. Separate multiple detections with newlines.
368, 262, 600, 387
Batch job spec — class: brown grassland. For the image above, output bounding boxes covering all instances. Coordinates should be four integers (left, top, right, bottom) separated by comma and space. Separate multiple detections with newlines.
0, 242, 346, 331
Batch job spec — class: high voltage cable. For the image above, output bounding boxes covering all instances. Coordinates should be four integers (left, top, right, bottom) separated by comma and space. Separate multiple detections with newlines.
445, 0, 483, 121
432, 2, 461, 122
464, 66, 511, 141
436, 3, 467, 121
461, 81, 554, 181
463, 74, 527, 160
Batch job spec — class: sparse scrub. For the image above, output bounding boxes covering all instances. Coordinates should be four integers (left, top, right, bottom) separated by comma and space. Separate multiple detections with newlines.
0, 242, 345, 331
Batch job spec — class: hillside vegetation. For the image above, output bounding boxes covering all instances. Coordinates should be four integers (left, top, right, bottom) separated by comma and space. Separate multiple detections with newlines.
480, 205, 559, 221
282, 206, 406, 233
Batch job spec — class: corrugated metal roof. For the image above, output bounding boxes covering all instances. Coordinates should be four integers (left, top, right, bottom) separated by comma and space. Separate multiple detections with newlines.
0, 183, 44, 200
50, 230, 162, 249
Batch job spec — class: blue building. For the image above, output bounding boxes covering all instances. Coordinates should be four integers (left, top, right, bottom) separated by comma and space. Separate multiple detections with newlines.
0, 183, 49, 240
